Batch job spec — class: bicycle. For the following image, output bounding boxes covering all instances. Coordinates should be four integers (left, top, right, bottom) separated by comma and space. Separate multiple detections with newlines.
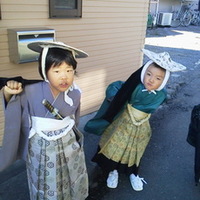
171, 4, 187, 27
181, 6, 193, 26
191, 9, 200, 26
171, 2, 195, 27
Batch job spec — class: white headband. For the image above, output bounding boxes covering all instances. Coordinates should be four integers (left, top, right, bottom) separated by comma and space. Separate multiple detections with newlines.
41, 46, 76, 106
41, 46, 49, 82
141, 60, 170, 91
41, 46, 77, 82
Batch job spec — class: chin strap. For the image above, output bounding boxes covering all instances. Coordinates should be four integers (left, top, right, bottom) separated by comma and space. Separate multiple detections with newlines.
64, 83, 82, 107
64, 87, 73, 106
41, 46, 49, 82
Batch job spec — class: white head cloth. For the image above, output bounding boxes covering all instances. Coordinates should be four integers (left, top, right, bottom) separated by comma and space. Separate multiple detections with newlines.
41, 46, 77, 106
28, 41, 88, 106
41, 46, 49, 82
141, 60, 170, 93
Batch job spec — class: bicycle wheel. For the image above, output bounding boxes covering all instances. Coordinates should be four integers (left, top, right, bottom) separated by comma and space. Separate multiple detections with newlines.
171, 18, 181, 27
192, 13, 200, 26
197, 13, 200, 26
182, 11, 192, 26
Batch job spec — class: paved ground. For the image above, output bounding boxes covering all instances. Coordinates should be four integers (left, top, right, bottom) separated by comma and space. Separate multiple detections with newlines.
0, 25, 200, 200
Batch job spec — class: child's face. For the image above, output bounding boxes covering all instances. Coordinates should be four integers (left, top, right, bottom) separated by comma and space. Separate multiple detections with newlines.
143, 64, 166, 91
47, 62, 74, 97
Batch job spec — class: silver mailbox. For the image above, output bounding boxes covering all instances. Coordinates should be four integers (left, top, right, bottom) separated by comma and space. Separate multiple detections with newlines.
8, 28, 55, 64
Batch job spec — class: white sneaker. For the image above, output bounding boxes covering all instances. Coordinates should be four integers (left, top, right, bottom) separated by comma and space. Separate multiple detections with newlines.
130, 174, 147, 191
107, 170, 119, 188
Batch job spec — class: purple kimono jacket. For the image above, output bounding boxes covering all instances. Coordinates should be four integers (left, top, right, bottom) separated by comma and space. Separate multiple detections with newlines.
0, 81, 81, 171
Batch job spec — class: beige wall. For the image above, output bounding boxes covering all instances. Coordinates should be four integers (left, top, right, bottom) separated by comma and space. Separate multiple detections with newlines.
0, 0, 149, 143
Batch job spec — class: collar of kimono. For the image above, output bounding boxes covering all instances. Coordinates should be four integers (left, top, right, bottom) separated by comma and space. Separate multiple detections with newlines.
142, 88, 157, 95
47, 82, 75, 107
64, 83, 82, 106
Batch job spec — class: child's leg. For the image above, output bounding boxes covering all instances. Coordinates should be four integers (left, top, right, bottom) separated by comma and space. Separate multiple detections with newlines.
131, 164, 139, 176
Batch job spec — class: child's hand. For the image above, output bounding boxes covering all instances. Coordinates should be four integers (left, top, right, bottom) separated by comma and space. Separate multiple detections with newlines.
4, 80, 23, 95
3, 80, 23, 103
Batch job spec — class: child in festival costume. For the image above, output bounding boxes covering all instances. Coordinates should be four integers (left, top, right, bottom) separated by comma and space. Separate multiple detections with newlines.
0, 41, 89, 200
85, 49, 186, 191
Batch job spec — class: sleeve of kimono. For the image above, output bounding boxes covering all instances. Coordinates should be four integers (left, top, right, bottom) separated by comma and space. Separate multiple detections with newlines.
195, 132, 200, 184
0, 94, 22, 172
0, 76, 42, 90
90, 81, 124, 119
186, 104, 200, 184
75, 102, 81, 126
187, 105, 200, 147
84, 81, 124, 135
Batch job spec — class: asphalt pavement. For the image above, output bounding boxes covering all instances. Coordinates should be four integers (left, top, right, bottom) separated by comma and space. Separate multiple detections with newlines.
0, 25, 200, 200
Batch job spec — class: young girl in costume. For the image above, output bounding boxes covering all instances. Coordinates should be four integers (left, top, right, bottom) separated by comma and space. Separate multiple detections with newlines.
0, 41, 89, 200
85, 49, 186, 191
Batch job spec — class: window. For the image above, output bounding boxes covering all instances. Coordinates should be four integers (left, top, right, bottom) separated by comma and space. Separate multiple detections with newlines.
49, 0, 82, 18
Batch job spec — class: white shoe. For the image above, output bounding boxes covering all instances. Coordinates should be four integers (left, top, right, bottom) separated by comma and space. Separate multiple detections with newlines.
130, 174, 147, 191
107, 170, 119, 188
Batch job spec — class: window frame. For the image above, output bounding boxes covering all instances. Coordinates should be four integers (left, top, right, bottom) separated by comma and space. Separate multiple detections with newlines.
49, 0, 82, 19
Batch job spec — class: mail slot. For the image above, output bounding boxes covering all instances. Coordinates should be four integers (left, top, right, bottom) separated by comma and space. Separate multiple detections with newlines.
8, 28, 55, 64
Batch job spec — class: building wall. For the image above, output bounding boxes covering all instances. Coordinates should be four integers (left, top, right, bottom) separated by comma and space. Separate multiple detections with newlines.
0, 0, 149, 143
0, 0, 149, 145
0, 0, 149, 114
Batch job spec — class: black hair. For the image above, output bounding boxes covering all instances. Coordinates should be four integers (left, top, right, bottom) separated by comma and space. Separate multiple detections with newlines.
38, 48, 77, 79
102, 65, 144, 123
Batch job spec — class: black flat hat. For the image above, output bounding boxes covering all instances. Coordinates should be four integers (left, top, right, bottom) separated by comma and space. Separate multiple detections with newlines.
28, 41, 88, 58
